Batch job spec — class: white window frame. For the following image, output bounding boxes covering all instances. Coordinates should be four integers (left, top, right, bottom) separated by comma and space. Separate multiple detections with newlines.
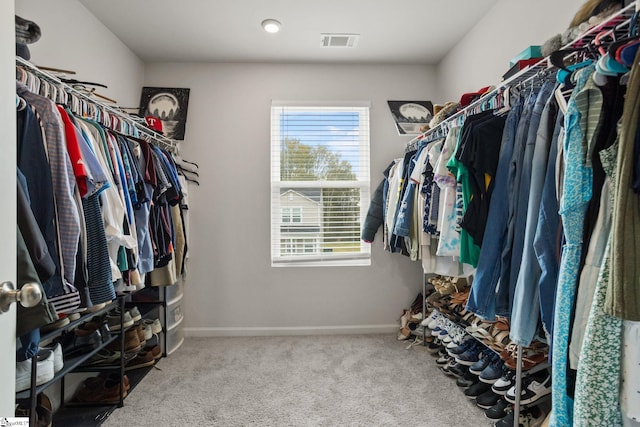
282, 207, 302, 224
271, 101, 371, 267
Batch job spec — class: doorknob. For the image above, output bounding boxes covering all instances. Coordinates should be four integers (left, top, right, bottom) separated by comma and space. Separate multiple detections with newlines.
0, 281, 42, 314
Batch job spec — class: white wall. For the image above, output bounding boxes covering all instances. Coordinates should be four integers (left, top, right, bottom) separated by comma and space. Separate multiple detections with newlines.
436, 0, 586, 102
145, 62, 435, 335
15, 0, 144, 108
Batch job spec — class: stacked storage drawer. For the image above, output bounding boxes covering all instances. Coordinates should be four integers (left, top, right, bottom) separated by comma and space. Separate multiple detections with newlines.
162, 279, 185, 355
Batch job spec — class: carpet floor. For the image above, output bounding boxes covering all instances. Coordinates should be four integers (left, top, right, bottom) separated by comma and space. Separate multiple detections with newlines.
102, 334, 494, 427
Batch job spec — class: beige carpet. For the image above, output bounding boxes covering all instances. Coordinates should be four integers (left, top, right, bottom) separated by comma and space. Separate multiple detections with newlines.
102, 335, 494, 427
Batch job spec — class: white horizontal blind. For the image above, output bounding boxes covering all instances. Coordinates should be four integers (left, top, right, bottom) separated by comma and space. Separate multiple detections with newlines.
271, 103, 371, 267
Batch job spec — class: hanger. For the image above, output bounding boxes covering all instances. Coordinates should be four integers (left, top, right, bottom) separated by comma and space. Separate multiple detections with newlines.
181, 159, 200, 169
16, 95, 26, 111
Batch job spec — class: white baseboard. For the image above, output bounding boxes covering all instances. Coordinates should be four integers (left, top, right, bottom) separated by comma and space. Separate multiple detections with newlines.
184, 324, 398, 337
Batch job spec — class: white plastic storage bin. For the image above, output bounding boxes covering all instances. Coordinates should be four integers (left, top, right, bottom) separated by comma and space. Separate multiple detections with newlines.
165, 318, 184, 355
164, 279, 184, 304
164, 295, 184, 329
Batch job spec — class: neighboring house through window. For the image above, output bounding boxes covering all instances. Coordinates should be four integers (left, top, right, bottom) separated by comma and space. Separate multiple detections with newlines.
270, 101, 371, 267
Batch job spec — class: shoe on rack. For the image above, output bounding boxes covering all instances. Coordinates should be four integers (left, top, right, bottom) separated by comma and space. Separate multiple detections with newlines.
447, 333, 472, 350
82, 349, 122, 366
448, 362, 469, 378
127, 306, 142, 322
421, 310, 441, 327
505, 371, 551, 405
59, 328, 102, 359
436, 354, 452, 366
106, 311, 134, 331
106, 328, 142, 353
456, 370, 479, 389
40, 342, 63, 373
144, 344, 162, 360
15, 392, 52, 427
469, 352, 494, 376
75, 374, 129, 403
397, 326, 411, 341
492, 368, 516, 395
463, 380, 492, 399
479, 358, 505, 384
495, 405, 545, 427
427, 340, 443, 354
78, 317, 111, 343
454, 345, 483, 366
15, 349, 55, 393
475, 388, 501, 409
447, 339, 477, 357
125, 350, 155, 370
484, 397, 512, 420
142, 318, 162, 335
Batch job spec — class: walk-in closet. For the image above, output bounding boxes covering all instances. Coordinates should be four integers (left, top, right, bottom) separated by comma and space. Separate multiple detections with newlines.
3, 0, 640, 426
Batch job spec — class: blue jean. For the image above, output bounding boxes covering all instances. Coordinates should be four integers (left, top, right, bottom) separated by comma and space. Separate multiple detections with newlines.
509, 81, 558, 345
534, 112, 564, 340
466, 98, 523, 319
496, 89, 540, 316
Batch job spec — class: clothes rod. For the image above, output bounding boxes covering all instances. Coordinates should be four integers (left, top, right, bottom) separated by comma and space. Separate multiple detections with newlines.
15, 56, 178, 153
406, 3, 635, 149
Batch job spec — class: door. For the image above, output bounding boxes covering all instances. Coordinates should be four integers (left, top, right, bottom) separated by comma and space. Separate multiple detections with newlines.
1, 0, 18, 417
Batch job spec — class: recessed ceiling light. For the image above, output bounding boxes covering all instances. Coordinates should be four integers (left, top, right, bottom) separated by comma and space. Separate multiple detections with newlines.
261, 19, 281, 34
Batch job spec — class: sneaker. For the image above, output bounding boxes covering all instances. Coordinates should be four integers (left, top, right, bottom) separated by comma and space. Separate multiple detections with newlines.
469, 352, 494, 375
421, 310, 440, 327
142, 318, 162, 335
128, 306, 142, 322
455, 345, 483, 366
456, 370, 478, 389
447, 339, 476, 357
505, 372, 551, 405
440, 358, 458, 376
475, 388, 501, 409
107, 311, 134, 331
463, 381, 492, 399
492, 368, 516, 395
40, 342, 63, 373
436, 354, 451, 366
426, 312, 444, 330
484, 397, 512, 420
447, 333, 472, 349
495, 405, 545, 427
16, 349, 55, 392
427, 340, 443, 354
448, 363, 469, 378
479, 358, 505, 384
125, 350, 155, 370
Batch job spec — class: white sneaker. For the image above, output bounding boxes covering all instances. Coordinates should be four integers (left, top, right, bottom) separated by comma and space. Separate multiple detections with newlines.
142, 318, 162, 335
421, 310, 440, 327
505, 373, 551, 405
16, 349, 55, 392
40, 342, 63, 373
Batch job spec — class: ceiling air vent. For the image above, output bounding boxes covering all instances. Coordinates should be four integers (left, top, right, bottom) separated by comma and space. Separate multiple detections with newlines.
320, 33, 359, 48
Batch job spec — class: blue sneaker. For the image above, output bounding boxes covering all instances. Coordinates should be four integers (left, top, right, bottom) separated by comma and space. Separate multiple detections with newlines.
479, 358, 505, 384
454, 344, 483, 366
447, 339, 476, 357
468, 352, 494, 375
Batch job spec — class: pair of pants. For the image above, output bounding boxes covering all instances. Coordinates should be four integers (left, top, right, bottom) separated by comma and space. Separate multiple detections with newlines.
509, 81, 558, 345
496, 88, 539, 316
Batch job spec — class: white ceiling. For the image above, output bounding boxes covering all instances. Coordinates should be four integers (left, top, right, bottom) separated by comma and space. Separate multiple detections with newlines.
78, 0, 497, 65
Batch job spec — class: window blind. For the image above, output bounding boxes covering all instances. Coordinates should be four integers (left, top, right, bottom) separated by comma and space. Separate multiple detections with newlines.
270, 103, 371, 267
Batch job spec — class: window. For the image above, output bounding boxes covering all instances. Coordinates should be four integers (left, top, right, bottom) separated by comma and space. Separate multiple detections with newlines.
271, 101, 371, 267
282, 207, 302, 223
